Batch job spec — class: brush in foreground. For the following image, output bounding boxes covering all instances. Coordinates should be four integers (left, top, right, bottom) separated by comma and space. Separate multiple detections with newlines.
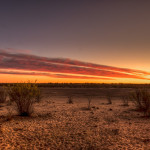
8, 82, 40, 116
130, 88, 150, 116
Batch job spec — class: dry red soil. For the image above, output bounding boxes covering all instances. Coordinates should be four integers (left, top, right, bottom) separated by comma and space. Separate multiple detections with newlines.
0, 88, 150, 150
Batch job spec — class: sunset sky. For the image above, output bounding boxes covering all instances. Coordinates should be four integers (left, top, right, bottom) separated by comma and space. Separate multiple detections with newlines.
0, 0, 150, 83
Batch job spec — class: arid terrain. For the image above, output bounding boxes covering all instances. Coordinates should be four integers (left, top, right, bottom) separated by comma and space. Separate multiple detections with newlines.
0, 88, 150, 150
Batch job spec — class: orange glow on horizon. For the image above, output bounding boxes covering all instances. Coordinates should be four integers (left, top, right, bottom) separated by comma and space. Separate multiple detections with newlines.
1, 74, 150, 84
1, 51, 150, 83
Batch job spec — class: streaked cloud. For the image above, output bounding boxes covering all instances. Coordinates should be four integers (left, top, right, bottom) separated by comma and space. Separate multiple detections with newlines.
0, 69, 113, 80
0, 50, 150, 81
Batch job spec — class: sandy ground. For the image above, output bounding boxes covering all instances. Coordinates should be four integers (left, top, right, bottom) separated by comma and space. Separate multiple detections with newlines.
0, 88, 150, 150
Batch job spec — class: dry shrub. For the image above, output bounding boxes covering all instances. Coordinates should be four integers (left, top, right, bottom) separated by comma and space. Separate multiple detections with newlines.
121, 95, 129, 106
35, 88, 43, 103
106, 91, 112, 104
86, 95, 93, 110
130, 88, 150, 116
8, 82, 39, 116
67, 95, 73, 104
6, 107, 13, 121
0, 87, 7, 103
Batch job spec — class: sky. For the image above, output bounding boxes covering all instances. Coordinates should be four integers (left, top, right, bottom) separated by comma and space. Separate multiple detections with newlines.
0, 0, 150, 83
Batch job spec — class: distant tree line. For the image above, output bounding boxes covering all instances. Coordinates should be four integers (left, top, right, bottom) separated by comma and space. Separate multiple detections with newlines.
1, 83, 150, 88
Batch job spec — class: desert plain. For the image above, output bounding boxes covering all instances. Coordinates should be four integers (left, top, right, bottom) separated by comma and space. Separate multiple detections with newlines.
0, 87, 150, 150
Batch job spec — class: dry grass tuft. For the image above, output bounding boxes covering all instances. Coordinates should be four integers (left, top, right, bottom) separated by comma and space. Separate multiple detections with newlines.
35, 88, 43, 103
67, 95, 74, 104
121, 95, 129, 106
86, 95, 93, 110
106, 91, 112, 104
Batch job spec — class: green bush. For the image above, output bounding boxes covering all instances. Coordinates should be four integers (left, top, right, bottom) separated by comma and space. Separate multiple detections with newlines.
8, 82, 40, 116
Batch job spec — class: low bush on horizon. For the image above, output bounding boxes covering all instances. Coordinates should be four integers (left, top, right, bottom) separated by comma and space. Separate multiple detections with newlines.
8, 82, 40, 116
130, 88, 150, 116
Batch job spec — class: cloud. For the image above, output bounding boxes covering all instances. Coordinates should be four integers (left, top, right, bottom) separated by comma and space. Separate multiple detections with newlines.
0, 50, 150, 80
1, 49, 149, 76
3, 48, 31, 54
0, 70, 113, 80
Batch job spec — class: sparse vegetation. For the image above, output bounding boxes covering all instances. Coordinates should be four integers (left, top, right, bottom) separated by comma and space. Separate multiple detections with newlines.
35, 88, 42, 103
121, 95, 129, 106
106, 91, 112, 104
8, 82, 40, 116
2, 83, 150, 88
6, 107, 13, 121
87, 95, 93, 110
0, 87, 7, 103
67, 95, 74, 104
130, 88, 150, 116
1, 85, 150, 149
